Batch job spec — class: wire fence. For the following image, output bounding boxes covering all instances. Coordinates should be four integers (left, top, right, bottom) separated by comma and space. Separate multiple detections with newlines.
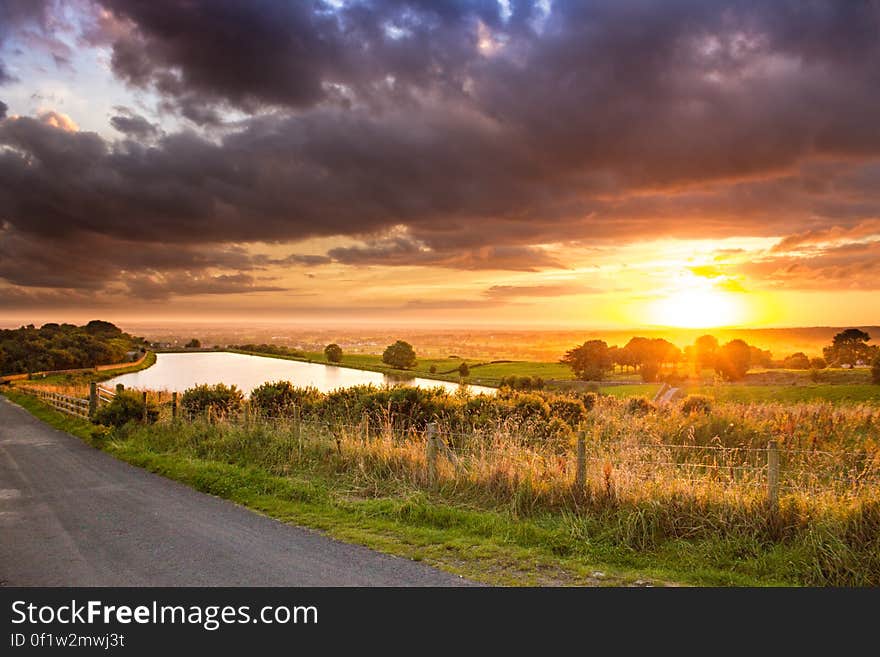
13, 383, 880, 502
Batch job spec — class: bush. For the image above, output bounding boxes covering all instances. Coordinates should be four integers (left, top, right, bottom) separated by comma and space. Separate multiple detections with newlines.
92, 390, 158, 427
180, 383, 244, 417
626, 397, 656, 415
549, 397, 587, 427
680, 394, 712, 415
458, 362, 470, 378
250, 380, 321, 417
581, 392, 598, 410
810, 357, 827, 370
324, 343, 343, 363
429, 364, 437, 374
499, 375, 545, 391
872, 355, 880, 385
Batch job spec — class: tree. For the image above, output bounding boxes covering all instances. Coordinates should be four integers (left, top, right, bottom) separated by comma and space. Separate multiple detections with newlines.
872, 354, 880, 384
783, 352, 811, 369
324, 343, 343, 363
382, 340, 417, 369
824, 328, 872, 366
640, 360, 660, 383
561, 340, 613, 381
749, 346, 773, 369
810, 357, 827, 370
185, 338, 201, 348
458, 362, 470, 378
714, 339, 751, 381
693, 334, 719, 372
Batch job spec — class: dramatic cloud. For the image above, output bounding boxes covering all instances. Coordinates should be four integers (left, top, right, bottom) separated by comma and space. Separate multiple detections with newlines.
109, 107, 158, 139
2, 0, 880, 304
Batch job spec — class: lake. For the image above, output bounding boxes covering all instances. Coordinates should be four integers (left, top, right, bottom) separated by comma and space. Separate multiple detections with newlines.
105, 352, 496, 396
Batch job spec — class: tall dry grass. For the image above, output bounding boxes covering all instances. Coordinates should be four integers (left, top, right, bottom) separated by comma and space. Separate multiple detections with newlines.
111, 393, 880, 584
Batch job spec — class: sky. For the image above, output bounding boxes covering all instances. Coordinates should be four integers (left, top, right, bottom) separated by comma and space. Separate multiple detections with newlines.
0, 0, 879, 329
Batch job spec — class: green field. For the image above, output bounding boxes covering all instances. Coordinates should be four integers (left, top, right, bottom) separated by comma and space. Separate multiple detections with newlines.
685, 383, 880, 403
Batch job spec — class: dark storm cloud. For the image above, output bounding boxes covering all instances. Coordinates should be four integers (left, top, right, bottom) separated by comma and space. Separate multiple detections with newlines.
97, 0, 507, 120
2, 0, 880, 297
109, 108, 159, 139
122, 272, 287, 300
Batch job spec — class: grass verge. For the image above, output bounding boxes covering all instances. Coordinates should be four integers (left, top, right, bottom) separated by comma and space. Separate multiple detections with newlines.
7, 388, 870, 587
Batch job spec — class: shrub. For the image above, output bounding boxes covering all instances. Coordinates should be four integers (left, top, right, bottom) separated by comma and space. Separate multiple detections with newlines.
429, 364, 437, 374
810, 357, 827, 370
872, 355, 880, 385
581, 392, 598, 410
180, 383, 244, 417
499, 375, 544, 390
626, 396, 656, 415
92, 390, 158, 426
680, 394, 712, 415
458, 362, 470, 378
324, 343, 343, 363
250, 380, 321, 417
549, 397, 587, 427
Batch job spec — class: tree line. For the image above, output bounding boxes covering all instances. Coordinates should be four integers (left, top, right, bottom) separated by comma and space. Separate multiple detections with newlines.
561, 329, 880, 383
0, 321, 146, 377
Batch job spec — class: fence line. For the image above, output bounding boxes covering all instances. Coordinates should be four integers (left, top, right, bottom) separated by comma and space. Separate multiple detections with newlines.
11, 385, 880, 501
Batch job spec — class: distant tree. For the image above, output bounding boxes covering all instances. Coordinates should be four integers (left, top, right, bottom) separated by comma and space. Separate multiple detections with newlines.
185, 338, 201, 349
324, 343, 343, 363
824, 328, 872, 366
714, 339, 751, 381
382, 340, 417, 369
872, 354, 880, 385
783, 352, 811, 370
84, 320, 123, 337
694, 334, 719, 372
810, 357, 827, 370
561, 340, 613, 381
458, 362, 470, 378
429, 364, 437, 374
749, 346, 773, 369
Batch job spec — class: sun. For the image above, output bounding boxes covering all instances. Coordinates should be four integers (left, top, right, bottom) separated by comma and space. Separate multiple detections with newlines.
649, 286, 744, 328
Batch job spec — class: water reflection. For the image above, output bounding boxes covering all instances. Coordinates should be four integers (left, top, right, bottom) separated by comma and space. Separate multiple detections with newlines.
106, 352, 496, 396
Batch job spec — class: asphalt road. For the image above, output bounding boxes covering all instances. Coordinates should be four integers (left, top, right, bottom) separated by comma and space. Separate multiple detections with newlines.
0, 396, 471, 586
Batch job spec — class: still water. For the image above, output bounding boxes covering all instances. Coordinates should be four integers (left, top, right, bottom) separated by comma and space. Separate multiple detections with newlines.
106, 352, 495, 396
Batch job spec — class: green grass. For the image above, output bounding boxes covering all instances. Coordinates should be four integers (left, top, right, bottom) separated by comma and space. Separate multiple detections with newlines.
8, 387, 864, 587
684, 383, 880, 403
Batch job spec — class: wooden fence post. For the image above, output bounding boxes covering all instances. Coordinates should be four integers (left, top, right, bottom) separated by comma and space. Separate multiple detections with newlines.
576, 428, 587, 491
142, 391, 148, 422
171, 392, 178, 421
426, 422, 438, 490
767, 440, 779, 507
88, 382, 97, 418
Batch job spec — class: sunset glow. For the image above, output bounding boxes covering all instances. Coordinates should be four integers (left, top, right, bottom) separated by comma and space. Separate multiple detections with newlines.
649, 286, 744, 329
0, 1, 877, 330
